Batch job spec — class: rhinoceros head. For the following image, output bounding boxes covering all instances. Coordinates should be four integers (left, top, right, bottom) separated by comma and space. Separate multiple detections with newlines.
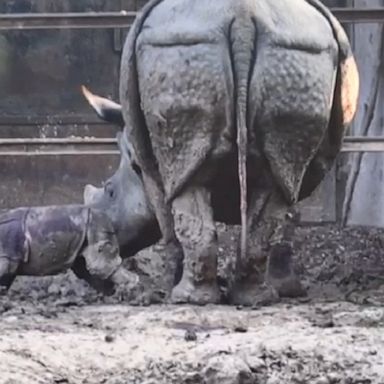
81, 86, 160, 257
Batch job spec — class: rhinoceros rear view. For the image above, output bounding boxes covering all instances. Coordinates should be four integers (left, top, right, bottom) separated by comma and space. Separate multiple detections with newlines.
86, 0, 359, 305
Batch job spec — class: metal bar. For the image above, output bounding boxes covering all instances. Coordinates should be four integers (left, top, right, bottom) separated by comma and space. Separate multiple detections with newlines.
0, 138, 116, 145
341, 142, 384, 152
0, 12, 137, 30
0, 8, 383, 31
331, 8, 384, 23
0, 136, 380, 145
0, 150, 119, 156
342, 136, 384, 152
0, 138, 383, 155
343, 136, 384, 143
0, 115, 112, 125
0, 147, 379, 156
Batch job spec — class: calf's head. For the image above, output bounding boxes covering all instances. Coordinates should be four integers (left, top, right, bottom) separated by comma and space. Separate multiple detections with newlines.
73, 209, 139, 296
81, 86, 160, 257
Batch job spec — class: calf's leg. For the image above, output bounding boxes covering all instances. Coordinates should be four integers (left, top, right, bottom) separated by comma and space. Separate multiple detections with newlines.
71, 256, 115, 295
0, 257, 17, 294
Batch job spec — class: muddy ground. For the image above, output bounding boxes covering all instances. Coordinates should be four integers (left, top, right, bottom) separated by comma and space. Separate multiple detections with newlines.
1, 224, 384, 384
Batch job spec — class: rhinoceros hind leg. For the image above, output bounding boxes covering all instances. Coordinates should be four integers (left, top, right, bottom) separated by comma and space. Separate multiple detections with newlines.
230, 189, 306, 306
266, 242, 306, 298
170, 187, 221, 305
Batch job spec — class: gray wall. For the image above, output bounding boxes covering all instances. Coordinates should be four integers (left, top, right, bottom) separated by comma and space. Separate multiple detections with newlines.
0, 0, 131, 208
0, 0, 374, 226
342, 0, 384, 227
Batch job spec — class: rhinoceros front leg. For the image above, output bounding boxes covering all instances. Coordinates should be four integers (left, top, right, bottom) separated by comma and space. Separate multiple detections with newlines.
0, 257, 18, 294
231, 189, 305, 306
170, 186, 221, 305
71, 256, 115, 296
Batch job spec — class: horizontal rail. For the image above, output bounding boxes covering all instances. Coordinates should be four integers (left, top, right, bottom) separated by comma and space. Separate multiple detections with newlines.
342, 143, 384, 152
331, 8, 384, 23
0, 115, 113, 125
341, 136, 384, 152
0, 138, 116, 145
0, 136, 381, 146
0, 11, 137, 30
0, 8, 383, 30
0, 150, 119, 156
0, 136, 383, 156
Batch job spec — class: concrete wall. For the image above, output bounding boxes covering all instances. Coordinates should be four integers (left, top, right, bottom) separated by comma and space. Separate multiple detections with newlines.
0, 0, 129, 208
342, 0, 384, 227
0, 0, 370, 225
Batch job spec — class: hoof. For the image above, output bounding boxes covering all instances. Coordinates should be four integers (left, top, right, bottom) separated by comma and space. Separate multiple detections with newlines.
270, 275, 307, 299
120, 277, 171, 305
267, 243, 307, 299
230, 283, 279, 307
170, 278, 221, 305
0, 286, 8, 296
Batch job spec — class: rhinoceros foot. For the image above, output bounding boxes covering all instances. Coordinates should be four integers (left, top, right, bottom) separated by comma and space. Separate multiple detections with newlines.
229, 281, 279, 307
0, 285, 8, 296
269, 275, 307, 299
230, 242, 306, 306
229, 273, 305, 307
117, 281, 170, 306
266, 243, 307, 299
170, 277, 221, 305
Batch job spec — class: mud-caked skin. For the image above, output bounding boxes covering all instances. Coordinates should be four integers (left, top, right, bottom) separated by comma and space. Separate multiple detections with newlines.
84, 132, 161, 259
83, 0, 359, 305
0, 205, 138, 295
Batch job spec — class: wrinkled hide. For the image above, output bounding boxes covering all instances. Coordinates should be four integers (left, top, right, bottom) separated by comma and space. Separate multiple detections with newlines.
0, 205, 138, 295
83, 129, 160, 258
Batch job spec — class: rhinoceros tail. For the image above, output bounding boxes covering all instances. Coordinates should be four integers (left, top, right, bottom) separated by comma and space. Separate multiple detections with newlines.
229, 17, 257, 267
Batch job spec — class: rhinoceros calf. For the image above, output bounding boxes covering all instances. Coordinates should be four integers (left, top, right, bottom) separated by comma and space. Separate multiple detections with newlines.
0, 205, 138, 295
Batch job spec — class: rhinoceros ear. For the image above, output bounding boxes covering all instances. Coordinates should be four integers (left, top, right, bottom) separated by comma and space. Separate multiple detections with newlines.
116, 131, 133, 161
116, 132, 126, 157
81, 85, 125, 128
116, 131, 142, 175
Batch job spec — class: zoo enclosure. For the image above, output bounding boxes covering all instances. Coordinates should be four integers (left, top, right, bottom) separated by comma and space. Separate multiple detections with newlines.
0, 2, 382, 224
0, 7, 383, 155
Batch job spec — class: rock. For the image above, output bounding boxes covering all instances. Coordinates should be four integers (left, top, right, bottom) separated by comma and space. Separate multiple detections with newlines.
184, 329, 197, 342
47, 283, 61, 296
53, 377, 69, 383
105, 334, 115, 343
333, 308, 384, 328
234, 326, 248, 333
243, 355, 266, 373
327, 373, 342, 384
316, 377, 330, 384
312, 316, 335, 329
203, 354, 253, 384
0, 301, 13, 314
266, 375, 281, 384
3, 315, 18, 323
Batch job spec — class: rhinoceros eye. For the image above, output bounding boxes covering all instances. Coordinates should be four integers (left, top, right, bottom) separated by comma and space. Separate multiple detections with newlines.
104, 182, 116, 200
132, 161, 142, 177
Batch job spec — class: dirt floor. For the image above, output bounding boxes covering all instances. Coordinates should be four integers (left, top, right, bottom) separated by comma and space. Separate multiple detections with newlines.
1, 224, 384, 384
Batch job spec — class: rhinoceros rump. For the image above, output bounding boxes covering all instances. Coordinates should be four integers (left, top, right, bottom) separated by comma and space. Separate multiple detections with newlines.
83, 0, 359, 306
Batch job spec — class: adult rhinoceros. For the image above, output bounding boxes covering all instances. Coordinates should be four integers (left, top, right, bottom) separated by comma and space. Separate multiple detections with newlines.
83, 0, 359, 306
